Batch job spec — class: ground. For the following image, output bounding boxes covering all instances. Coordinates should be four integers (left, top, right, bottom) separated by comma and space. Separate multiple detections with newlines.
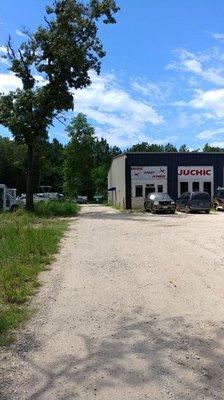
1, 205, 224, 400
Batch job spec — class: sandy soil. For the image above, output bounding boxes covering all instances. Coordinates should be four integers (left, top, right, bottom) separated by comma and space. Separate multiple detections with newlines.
1, 205, 224, 400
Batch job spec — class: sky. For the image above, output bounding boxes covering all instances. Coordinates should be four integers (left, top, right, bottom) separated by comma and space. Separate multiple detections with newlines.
1, 0, 224, 149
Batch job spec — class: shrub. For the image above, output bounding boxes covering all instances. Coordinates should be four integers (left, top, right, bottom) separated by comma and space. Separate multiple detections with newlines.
34, 200, 79, 217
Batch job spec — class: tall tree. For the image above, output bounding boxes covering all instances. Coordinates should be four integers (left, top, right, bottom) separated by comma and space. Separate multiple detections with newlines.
0, 0, 119, 210
64, 114, 96, 198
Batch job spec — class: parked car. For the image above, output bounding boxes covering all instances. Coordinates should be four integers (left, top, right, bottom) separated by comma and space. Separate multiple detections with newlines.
176, 191, 211, 213
76, 196, 88, 204
93, 195, 103, 204
144, 193, 176, 214
213, 188, 224, 211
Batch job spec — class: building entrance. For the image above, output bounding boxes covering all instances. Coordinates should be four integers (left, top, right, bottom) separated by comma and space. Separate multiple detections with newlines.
178, 166, 214, 197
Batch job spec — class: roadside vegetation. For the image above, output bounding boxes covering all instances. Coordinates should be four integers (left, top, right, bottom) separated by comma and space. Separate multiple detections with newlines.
0, 202, 79, 345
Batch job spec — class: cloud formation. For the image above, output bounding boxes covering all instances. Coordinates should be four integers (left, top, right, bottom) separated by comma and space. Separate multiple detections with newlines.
197, 127, 224, 140
0, 73, 22, 92
167, 48, 224, 86
212, 33, 224, 40
74, 72, 164, 147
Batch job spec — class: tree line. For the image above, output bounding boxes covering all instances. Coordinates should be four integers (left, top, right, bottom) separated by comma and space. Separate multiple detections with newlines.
1, 112, 224, 199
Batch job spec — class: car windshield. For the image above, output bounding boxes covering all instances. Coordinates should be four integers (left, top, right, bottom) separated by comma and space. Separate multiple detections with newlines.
150, 193, 170, 200
192, 192, 210, 200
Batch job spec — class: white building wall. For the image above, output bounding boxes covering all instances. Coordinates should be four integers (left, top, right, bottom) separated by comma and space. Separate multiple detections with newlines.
131, 166, 168, 209
108, 155, 126, 208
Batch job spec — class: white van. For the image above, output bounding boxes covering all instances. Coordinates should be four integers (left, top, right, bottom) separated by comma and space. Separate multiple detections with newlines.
0, 184, 19, 212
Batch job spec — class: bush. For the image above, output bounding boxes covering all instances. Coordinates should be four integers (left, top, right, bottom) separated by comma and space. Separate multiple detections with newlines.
34, 200, 79, 217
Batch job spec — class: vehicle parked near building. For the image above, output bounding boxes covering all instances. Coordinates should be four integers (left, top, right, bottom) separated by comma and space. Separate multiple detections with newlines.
19, 192, 63, 206
0, 184, 19, 212
213, 188, 224, 211
93, 195, 103, 204
176, 191, 211, 213
6, 188, 17, 200
76, 196, 88, 204
144, 193, 176, 214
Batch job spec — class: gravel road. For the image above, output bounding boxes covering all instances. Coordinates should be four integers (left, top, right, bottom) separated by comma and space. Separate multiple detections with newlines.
1, 205, 224, 400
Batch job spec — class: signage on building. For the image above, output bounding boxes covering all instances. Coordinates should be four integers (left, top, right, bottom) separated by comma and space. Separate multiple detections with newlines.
178, 166, 213, 179
131, 166, 167, 180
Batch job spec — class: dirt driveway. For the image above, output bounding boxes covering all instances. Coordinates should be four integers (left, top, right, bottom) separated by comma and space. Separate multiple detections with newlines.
1, 205, 224, 400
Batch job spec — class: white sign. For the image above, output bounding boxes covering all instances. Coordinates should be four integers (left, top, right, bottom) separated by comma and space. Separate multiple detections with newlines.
131, 166, 167, 180
178, 166, 213, 179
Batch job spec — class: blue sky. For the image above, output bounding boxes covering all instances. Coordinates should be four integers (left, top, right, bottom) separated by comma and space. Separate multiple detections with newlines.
1, 0, 224, 149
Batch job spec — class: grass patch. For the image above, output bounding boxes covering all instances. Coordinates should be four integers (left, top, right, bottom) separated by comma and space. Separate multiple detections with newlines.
0, 202, 78, 344
34, 200, 80, 217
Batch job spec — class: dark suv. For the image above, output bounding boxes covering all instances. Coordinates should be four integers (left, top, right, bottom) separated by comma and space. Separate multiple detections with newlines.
176, 191, 211, 213
213, 188, 224, 211
144, 193, 176, 213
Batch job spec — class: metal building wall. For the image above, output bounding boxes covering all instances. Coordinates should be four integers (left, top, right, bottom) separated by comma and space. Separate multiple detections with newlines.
125, 153, 224, 209
108, 154, 127, 208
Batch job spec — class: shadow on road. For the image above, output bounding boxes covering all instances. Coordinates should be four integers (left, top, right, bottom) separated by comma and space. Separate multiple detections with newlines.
6, 310, 224, 399
79, 206, 186, 223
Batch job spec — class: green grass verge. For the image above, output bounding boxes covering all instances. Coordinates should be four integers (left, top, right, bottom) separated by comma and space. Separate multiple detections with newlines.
34, 200, 80, 217
0, 202, 79, 345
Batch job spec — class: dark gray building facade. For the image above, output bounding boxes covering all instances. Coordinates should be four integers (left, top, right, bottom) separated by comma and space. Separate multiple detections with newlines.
108, 152, 224, 209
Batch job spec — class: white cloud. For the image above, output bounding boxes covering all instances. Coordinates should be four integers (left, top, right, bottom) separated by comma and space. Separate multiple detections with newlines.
0, 73, 47, 93
74, 72, 164, 147
212, 33, 224, 40
167, 48, 224, 86
183, 58, 202, 74
0, 46, 7, 54
189, 88, 224, 117
16, 29, 26, 37
131, 80, 163, 99
0, 73, 22, 92
197, 127, 224, 140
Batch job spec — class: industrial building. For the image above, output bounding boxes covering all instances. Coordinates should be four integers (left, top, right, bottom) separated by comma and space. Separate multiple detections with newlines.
108, 152, 224, 209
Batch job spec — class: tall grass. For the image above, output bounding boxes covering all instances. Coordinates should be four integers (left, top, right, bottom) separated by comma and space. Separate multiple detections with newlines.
34, 200, 80, 217
0, 202, 78, 345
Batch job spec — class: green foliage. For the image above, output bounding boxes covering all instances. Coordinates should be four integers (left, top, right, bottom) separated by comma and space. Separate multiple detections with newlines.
203, 143, 224, 152
34, 200, 79, 217
0, 136, 26, 194
127, 142, 164, 152
0, 135, 65, 194
64, 114, 96, 198
64, 113, 122, 199
179, 144, 189, 152
164, 143, 178, 152
0, 210, 70, 343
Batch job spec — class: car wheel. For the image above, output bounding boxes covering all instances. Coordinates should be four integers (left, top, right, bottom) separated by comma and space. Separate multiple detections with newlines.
205, 210, 210, 214
152, 207, 157, 214
185, 206, 191, 214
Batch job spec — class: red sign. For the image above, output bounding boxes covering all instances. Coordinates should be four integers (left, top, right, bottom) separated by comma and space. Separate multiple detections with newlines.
178, 168, 212, 176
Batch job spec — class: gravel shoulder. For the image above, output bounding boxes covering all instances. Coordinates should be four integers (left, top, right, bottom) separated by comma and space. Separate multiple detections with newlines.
1, 205, 224, 400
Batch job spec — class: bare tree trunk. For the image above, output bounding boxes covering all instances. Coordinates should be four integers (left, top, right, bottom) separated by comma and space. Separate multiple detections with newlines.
26, 144, 34, 211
